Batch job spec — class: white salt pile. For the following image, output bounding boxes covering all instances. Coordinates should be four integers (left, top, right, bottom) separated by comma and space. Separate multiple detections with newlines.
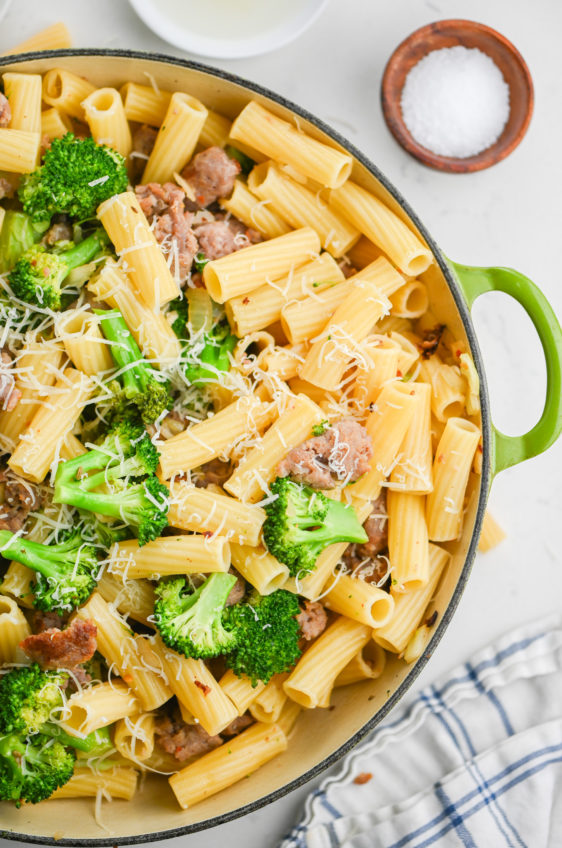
401, 45, 510, 158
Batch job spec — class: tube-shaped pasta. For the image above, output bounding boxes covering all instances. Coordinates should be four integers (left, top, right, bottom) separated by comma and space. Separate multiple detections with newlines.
330, 180, 433, 276
40, 106, 73, 142
346, 236, 381, 269
114, 713, 156, 763
219, 669, 265, 714
59, 681, 140, 737
97, 193, 179, 308
390, 280, 429, 318
281, 257, 404, 345
120, 82, 172, 125
335, 641, 387, 687
352, 335, 401, 410
81, 87, 132, 158
95, 572, 156, 627
225, 252, 344, 337
0, 594, 31, 663
59, 432, 87, 460
249, 673, 289, 723
299, 280, 391, 391
389, 383, 433, 494
248, 161, 359, 257
221, 179, 291, 240
324, 574, 395, 627
229, 544, 289, 594
230, 101, 352, 188
387, 490, 430, 591
76, 594, 172, 711
276, 699, 301, 736
88, 259, 180, 365
142, 92, 208, 183
51, 767, 139, 801
55, 309, 114, 376
169, 721, 287, 809
0, 341, 64, 453
0, 129, 40, 173
3, 73, 42, 133
108, 535, 230, 579
159, 396, 272, 479
391, 331, 420, 375
373, 544, 449, 653
203, 226, 321, 304
224, 394, 325, 502
8, 368, 93, 483
284, 617, 371, 708
42, 69, 96, 120
426, 417, 481, 541
0, 563, 34, 608
420, 356, 466, 422
258, 344, 308, 382
199, 109, 232, 149
167, 482, 266, 546
349, 381, 418, 501
4, 23, 71, 55
149, 635, 238, 736
478, 511, 506, 552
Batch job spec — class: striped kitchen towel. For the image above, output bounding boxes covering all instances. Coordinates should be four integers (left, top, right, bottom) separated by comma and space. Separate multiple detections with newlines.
280, 616, 562, 848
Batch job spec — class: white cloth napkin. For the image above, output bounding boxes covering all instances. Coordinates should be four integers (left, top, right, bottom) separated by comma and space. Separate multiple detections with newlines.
280, 616, 562, 848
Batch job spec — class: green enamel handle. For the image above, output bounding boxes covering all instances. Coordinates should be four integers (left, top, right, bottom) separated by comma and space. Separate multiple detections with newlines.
449, 261, 562, 476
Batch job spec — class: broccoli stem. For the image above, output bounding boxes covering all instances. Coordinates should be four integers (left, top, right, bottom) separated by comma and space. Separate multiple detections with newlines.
59, 230, 108, 273
292, 499, 368, 547
52, 482, 152, 522
0, 531, 83, 583
42, 724, 112, 754
167, 572, 236, 640
97, 309, 151, 395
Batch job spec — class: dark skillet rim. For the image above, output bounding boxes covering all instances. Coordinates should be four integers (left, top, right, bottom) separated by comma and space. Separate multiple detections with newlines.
0, 48, 492, 847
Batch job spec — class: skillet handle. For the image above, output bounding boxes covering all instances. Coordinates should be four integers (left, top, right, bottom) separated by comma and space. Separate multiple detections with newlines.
449, 261, 562, 476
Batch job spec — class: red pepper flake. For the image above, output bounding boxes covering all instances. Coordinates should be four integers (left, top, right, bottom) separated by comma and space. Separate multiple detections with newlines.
194, 679, 211, 696
353, 772, 373, 785
396, 369, 403, 377
242, 297, 250, 305
197, 195, 205, 204
438, 453, 446, 463
477, 444, 483, 452
203, 531, 213, 539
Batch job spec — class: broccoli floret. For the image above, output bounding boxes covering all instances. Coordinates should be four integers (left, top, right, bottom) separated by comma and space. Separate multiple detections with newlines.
19, 133, 128, 223
78, 514, 132, 550
7, 230, 109, 309
154, 573, 238, 659
184, 318, 238, 385
0, 664, 66, 736
311, 419, 330, 437
0, 210, 49, 274
0, 529, 98, 612
97, 309, 171, 425
263, 478, 368, 576
54, 423, 169, 546
225, 590, 301, 686
0, 733, 75, 805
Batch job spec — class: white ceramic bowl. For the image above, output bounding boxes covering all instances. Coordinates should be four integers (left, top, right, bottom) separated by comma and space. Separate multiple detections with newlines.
128, 0, 329, 59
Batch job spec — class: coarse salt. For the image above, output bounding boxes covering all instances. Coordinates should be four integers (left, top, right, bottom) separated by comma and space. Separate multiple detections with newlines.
401, 46, 510, 158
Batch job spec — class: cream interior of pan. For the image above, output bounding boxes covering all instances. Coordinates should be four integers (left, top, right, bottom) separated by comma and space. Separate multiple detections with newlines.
0, 54, 485, 842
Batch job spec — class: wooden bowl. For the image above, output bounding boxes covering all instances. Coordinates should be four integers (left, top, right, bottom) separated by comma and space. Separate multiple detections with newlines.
381, 19, 534, 173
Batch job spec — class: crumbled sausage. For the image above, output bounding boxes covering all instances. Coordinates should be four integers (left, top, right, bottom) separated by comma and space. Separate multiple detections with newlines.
194, 457, 233, 488
278, 418, 372, 489
43, 221, 73, 246
221, 714, 254, 736
181, 146, 240, 207
419, 325, 445, 358
297, 601, 328, 641
136, 182, 198, 283
130, 124, 158, 180
20, 619, 97, 670
32, 610, 69, 633
0, 92, 11, 128
155, 715, 223, 761
225, 570, 246, 606
0, 469, 40, 532
0, 177, 14, 200
341, 491, 390, 584
0, 350, 21, 413
194, 215, 262, 261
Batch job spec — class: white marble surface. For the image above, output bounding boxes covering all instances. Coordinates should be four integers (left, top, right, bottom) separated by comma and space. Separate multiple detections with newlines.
1, 0, 561, 845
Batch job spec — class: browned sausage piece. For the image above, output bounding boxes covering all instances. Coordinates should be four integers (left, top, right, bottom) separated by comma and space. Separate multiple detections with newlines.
225, 570, 246, 606
155, 715, 223, 761
0, 93, 11, 128
135, 182, 198, 283
43, 221, 73, 245
360, 490, 388, 558
20, 620, 97, 669
221, 714, 254, 736
181, 146, 240, 207
278, 418, 372, 489
0, 469, 40, 532
297, 601, 328, 642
